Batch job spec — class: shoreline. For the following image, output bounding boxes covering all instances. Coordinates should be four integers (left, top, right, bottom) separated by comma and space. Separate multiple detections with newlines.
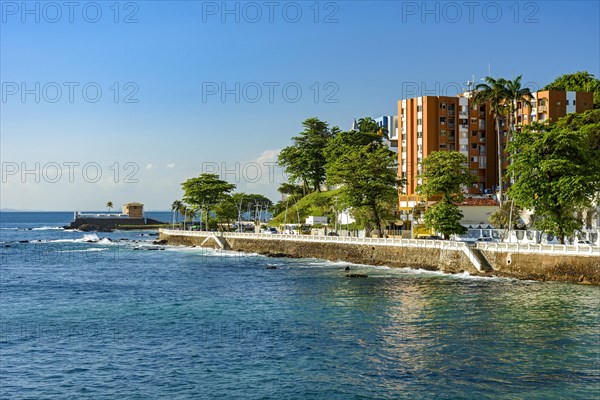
159, 230, 600, 285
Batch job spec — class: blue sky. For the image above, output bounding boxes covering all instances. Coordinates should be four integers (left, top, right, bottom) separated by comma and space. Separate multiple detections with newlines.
1, 0, 599, 210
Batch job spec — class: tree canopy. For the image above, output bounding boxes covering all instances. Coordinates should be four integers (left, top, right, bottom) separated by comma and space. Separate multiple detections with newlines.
325, 121, 400, 237
507, 111, 600, 242
543, 71, 600, 109
418, 151, 475, 238
278, 118, 337, 193
181, 174, 236, 225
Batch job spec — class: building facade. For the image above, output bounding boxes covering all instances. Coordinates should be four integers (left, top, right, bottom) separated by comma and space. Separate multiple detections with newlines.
398, 90, 593, 210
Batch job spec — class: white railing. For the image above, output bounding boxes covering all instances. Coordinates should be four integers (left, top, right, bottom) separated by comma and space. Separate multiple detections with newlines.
160, 229, 600, 258
76, 213, 129, 219
476, 242, 600, 256
159, 229, 469, 250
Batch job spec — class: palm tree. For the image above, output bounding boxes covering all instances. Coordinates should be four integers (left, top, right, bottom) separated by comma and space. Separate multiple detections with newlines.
171, 200, 184, 224
505, 75, 533, 138
473, 77, 509, 207
106, 201, 114, 213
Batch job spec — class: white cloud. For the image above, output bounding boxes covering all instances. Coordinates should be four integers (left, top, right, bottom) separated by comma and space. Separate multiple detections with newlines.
166, 163, 176, 169
146, 163, 154, 170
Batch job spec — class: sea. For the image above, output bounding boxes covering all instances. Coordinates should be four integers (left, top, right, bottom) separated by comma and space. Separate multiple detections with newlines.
1, 212, 599, 399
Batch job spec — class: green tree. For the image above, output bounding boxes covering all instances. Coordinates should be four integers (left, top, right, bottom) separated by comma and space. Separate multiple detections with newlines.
181, 174, 236, 229
507, 117, 600, 243
543, 71, 600, 109
325, 123, 400, 238
505, 75, 533, 136
278, 118, 337, 193
106, 201, 114, 213
418, 151, 475, 238
474, 76, 509, 206
488, 200, 523, 229
171, 200, 184, 223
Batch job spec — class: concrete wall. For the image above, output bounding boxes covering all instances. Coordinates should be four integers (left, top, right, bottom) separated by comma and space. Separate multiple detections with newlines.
160, 233, 478, 274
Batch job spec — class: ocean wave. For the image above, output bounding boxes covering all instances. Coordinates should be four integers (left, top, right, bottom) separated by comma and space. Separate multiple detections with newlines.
31, 226, 64, 231
55, 248, 109, 253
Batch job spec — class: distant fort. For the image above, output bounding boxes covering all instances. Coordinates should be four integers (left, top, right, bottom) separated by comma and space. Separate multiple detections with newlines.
67, 202, 165, 231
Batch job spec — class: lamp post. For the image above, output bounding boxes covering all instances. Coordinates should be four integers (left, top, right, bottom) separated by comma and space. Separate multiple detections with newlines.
334, 196, 339, 234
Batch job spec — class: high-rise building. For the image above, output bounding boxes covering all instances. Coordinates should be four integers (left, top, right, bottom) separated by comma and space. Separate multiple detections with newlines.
398, 90, 594, 210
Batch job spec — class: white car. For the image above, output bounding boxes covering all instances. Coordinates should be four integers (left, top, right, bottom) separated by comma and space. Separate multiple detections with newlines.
576, 240, 596, 246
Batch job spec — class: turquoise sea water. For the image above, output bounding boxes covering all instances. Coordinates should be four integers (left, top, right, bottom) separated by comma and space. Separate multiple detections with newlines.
1, 212, 599, 399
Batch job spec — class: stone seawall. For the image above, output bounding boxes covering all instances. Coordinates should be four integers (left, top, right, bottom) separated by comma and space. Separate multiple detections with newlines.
159, 232, 600, 285
482, 250, 600, 284
161, 233, 480, 275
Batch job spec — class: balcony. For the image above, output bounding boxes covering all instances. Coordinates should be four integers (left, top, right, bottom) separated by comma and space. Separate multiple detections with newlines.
538, 106, 547, 112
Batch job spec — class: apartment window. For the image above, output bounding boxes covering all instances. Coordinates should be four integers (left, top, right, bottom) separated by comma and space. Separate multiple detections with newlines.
471, 156, 478, 163
471, 131, 477, 137
440, 129, 447, 136
439, 144, 447, 150
573, 100, 576, 106
471, 118, 477, 124
440, 117, 446, 125
417, 118, 422, 126
471, 143, 478, 149
503, 131, 508, 137
440, 103, 446, 109
556, 101, 561, 106
471, 169, 478, 175
448, 144, 455, 151
417, 105, 422, 112
566, 100, 569, 105
448, 104, 455, 111
417, 132, 422, 138
460, 144, 468, 152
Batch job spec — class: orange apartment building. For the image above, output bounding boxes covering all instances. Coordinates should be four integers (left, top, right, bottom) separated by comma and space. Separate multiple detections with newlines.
398, 90, 594, 210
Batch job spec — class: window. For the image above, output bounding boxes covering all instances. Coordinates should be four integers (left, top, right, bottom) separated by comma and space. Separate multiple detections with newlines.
440, 103, 446, 109
503, 130, 508, 137
417, 144, 422, 152
471, 143, 477, 149
440, 129, 447, 136
440, 117, 446, 125
471, 118, 477, 124
557, 101, 561, 106
471, 156, 478, 162
573, 100, 576, 106
448, 144, 455, 151
417, 105, 422, 112
417, 132, 422, 138
439, 144, 447, 150
566, 100, 569, 105
459, 144, 468, 152
417, 118, 422, 125
471, 131, 477, 137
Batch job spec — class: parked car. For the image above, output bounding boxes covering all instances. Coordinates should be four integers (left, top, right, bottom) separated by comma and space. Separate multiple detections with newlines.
477, 237, 497, 243
327, 232, 339, 236
576, 240, 596, 246
417, 235, 442, 240
263, 227, 278, 234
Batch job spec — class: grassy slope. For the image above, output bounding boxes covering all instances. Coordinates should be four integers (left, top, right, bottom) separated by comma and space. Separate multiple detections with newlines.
268, 189, 342, 226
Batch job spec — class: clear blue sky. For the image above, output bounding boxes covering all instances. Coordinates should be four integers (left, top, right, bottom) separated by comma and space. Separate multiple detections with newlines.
1, 0, 599, 210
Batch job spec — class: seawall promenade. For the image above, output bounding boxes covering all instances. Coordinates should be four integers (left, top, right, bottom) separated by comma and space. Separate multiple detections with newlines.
159, 229, 600, 284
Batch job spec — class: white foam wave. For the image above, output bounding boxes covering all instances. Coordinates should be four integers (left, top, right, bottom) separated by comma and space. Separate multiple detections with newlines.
31, 226, 64, 231
55, 248, 109, 253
